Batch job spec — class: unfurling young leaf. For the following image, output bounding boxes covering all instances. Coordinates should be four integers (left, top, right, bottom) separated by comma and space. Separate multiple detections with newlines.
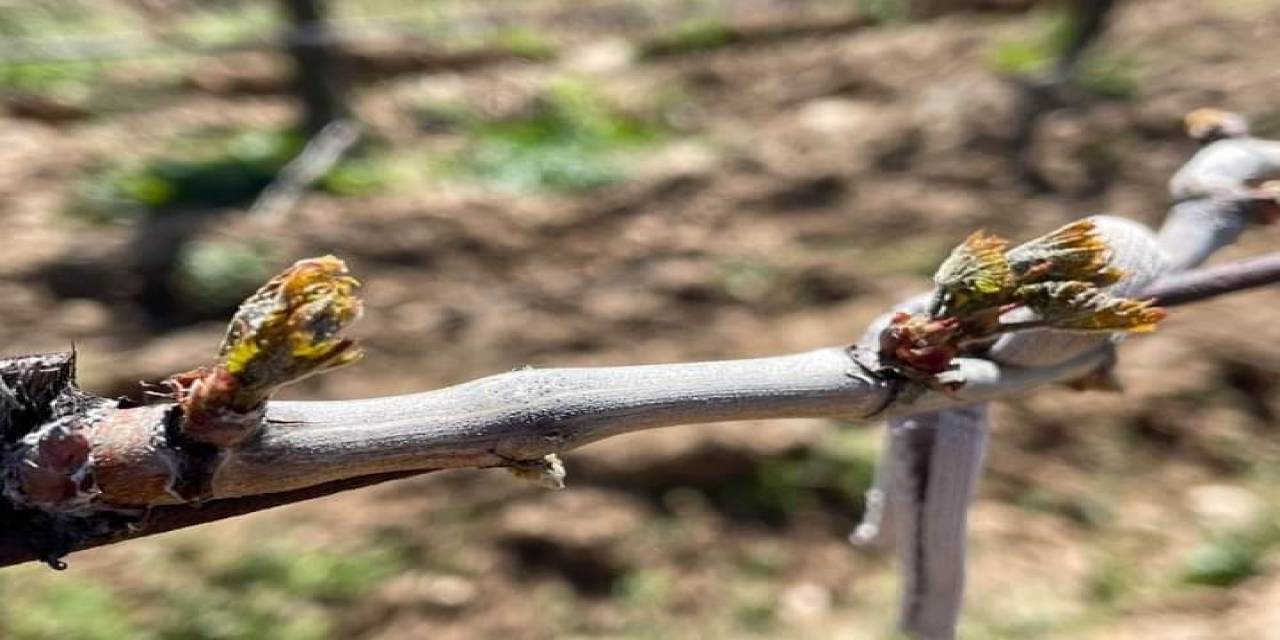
1015, 281, 1165, 333
168, 256, 364, 447
1005, 219, 1124, 286
219, 255, 364, 387
932, 231, 1014, 316
882, 218, 1166, 389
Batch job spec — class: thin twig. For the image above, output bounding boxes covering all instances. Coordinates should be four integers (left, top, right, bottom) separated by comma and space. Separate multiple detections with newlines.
248, 119, 362, 222
1146, 251, 1280, 307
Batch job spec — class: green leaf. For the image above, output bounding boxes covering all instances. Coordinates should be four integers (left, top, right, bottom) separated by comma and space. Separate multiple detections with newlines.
932, 231, 1014, 315
1006, 219, 1123, 286
1015, 281, 1164, 333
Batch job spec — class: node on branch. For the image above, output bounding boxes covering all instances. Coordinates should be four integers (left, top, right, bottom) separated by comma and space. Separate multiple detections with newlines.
0, 256, 364, 568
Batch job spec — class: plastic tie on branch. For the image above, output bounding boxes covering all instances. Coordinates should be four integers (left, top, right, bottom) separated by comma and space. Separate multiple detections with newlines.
167, 255, 364, 448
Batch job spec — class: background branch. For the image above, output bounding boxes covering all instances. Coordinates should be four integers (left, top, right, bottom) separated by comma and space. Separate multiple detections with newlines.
248, 119, 362, 223
1144, 251, 1280, 307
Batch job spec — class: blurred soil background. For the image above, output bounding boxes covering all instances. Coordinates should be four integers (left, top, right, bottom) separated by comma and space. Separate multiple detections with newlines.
0, 0, 1279, 638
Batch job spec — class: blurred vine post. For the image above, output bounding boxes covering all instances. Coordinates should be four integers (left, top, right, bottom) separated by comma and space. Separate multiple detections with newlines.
280, 0, 347, 134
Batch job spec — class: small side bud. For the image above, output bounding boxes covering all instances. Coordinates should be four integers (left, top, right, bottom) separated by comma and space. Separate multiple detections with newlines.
506, 454, 567, 490
1184, 108, 1250, 143
932, 231, 1013, 316
14, 424, 94, 509
1006, 219, 1123, 287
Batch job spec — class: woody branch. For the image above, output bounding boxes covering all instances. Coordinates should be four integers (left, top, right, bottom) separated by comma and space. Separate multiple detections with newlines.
0, 262, 1268, 569
0, 110, 1277, 570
